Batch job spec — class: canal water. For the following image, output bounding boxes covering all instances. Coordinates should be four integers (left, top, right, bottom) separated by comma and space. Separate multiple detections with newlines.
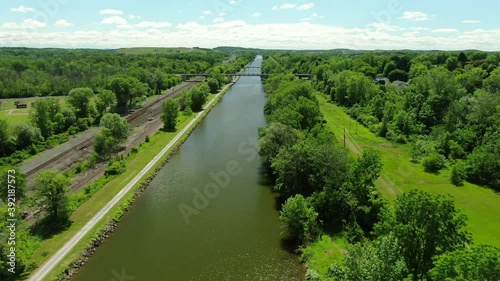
72, 56, 304, 281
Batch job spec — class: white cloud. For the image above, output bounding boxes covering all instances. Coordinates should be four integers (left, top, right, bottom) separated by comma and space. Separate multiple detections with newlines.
55, 20, 74, 27
100, 9, 123, 15
368, 23, 400, 32
297, 3, 314, 11
432, 28, 459, 33
401, 11, 431, 21
10, 6, 36, 13
219, 12, 227, 17
202, 10, 212, 15
129, 15, 141, 19
462, 20, 480, 24
199, 16, 205, 19
272, 3, 297, 10
4, 20, 500, 52
273, 3, 314, 11
136, 21, 172, 28
2, 19, 47, 29
252, 12, 262, 17
410, 27, 430, 31
213, 17, 225, 23
102, 16, 128, 25
300, 18, 312, 22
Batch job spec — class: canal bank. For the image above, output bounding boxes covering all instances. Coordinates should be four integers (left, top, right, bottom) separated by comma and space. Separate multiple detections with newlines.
70, 55, 304, 281
26, 66, 246, 281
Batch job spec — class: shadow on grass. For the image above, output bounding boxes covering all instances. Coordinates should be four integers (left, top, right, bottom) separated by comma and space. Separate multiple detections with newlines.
30, 216, 72, 240
162, 126, 178, 133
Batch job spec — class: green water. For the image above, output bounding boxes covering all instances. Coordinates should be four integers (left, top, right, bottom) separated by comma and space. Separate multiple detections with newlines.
72, 56, 304, 281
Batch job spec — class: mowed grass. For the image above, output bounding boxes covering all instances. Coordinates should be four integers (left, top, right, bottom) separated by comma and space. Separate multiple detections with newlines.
0, 96, 67, 126
316, 93, 500, 248
301, 235, 348, 277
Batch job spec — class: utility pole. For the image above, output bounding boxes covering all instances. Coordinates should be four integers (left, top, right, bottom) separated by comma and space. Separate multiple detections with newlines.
344, 128, 346, 148
356, 120, 358, 135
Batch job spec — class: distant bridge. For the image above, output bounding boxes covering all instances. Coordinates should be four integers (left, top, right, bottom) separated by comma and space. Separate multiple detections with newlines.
176, 66, 312, 80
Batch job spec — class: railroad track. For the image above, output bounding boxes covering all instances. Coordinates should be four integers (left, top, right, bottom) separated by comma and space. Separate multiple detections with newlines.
26, 137, 94, 177
24, 77, 204, 179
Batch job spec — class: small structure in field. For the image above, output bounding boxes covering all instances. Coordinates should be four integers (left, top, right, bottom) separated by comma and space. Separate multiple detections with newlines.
16, 103, 28, 109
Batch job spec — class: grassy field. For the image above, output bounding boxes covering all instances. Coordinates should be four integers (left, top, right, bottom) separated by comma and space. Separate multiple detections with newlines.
0, 96, 67, 126
316, 93, 500, 248
22, 88, 230, 280
301, 235, 348, 277
115, 47, 211, 55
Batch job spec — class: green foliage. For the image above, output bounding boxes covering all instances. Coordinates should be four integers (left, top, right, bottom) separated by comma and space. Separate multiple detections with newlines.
0, 204, 40, 280
422, 152, 446, 174
258, 122, 302, 166
334, 233, 411, 281
13, 123, 43, 150
33, 170, 73, 223
99, 113, 129, 142
375, 189, 471, 280
67, 88, 95, 118
430, 245, 500, 281
189, 85, 209, 112
161, 99, 179, 131
29, 98, 61, 138
207, 78, 220, 94
450, 160, 466, 186
182, 106, 193, 116
105, 157, 127, 176
280, 195, 320, 244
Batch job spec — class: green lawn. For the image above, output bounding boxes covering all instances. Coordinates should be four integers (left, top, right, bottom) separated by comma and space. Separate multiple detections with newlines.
317, 93, 500, 248
0, 96, 67, 126
301, 235, 348, 278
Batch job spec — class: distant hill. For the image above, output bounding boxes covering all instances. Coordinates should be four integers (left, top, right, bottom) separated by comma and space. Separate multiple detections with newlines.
114, 47, 213, 55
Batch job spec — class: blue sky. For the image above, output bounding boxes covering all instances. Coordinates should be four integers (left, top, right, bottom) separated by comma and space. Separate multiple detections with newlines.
0, 0, 499, 50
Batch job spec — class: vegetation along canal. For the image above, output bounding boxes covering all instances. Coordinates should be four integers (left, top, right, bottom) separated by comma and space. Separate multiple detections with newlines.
71, 56, 304, 281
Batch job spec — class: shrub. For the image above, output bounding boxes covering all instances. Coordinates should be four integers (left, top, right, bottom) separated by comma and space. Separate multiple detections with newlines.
423, 152, 446, 174
105, 158, 127, 176
450, 160, 466, 186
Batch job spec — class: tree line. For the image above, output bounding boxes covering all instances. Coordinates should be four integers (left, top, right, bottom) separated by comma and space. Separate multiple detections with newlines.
264, 51, 500, 191
258, 61, 499, 281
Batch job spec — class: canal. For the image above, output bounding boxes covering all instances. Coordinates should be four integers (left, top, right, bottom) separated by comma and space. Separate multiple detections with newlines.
72, 56, 304, 281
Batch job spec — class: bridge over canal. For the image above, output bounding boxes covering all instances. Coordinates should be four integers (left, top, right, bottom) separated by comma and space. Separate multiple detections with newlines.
177, 66, 312, 80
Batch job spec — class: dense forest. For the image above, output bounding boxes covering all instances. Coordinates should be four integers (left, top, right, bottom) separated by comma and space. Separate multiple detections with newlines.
0, 48, 254, 164
259, 53, 500, 281
263, 50, 500, 191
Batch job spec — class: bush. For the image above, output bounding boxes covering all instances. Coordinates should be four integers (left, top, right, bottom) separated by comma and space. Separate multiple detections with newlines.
105, 158, 127, 176
423, 152, 446, 174
450, 160, 466, 186
145, 135, 150, 143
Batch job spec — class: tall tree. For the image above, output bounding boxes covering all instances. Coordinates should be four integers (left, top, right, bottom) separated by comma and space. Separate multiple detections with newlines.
375, 189, 471, 281
430, 245, 500, 281
280, 194, 320, 244
161, 99, 179, 131
33, 170, 73, 223
67, 87, 94, 118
